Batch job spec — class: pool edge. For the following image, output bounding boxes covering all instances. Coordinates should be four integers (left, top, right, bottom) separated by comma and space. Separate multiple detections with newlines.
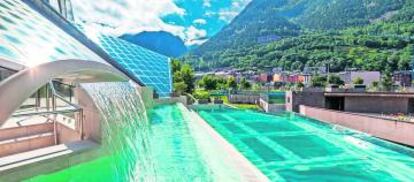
177, 103, 270, 182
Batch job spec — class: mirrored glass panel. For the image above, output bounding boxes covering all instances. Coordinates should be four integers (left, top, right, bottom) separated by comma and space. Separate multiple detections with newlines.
0, 0, 104, 67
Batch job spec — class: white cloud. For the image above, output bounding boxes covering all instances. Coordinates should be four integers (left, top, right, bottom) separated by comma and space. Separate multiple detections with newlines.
232, 1, 244, 8
187, 39, 208, 46
184, 26, 207, 45
71, 0, 251, 46
193, 18, 207, 25
203, 0, 211, 7
218, 11, 240, 22
72, 0, 186, 38
221, 0, 251, 22
204, 0, 251, 23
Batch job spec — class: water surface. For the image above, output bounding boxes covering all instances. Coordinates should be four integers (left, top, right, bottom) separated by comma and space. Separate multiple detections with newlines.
195, 105, 414, 181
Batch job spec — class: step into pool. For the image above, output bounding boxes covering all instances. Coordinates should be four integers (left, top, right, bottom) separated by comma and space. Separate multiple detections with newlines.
195, 105, 414, 181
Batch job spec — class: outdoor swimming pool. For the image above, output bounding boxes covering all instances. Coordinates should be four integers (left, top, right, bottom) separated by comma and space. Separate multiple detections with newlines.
195, 105, 414, 181
27, 104, 219, 181
25, 88, 246, 182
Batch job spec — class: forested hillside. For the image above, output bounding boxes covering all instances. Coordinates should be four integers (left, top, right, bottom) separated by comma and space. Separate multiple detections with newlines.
187, 0, 414, 73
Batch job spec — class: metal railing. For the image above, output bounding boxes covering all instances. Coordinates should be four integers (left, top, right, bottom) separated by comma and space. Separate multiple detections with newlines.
185, 93, 199, 105
11, 80, 84, 143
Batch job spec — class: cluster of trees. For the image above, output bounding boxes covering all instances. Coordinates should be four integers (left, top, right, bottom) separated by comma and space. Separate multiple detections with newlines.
172, 60, 194, 95
310, 75, 348, 87
172, 59, 256, 96
197, 75, 252, 91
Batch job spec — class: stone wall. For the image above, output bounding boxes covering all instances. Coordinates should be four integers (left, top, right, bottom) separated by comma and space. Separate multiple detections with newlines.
300, 105, 414, 147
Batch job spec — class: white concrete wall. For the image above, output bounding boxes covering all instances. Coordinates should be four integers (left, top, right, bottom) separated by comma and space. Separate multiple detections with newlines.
259, 98, 285, 113
300, 105, 414, 147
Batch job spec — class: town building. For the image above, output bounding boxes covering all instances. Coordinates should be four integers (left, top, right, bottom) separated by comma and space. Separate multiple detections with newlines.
338, 71, 380, 86
393, 71, 412, 87
287, 89, 414, 147
287, 74, 300, 83
273, 73, 284, 82
303, 66, 327, 75
299, 74, 312, 85
273, 72, 312, 85
259, 73, 272, 83
287, 89, 414, 114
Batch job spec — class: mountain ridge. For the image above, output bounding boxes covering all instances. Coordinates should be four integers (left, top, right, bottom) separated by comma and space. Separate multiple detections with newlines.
185, 0, 414, 73
120, 31, 187, 58
193, 0, 407, 55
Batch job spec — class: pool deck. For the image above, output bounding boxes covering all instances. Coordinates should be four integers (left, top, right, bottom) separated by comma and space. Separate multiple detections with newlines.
179, 104, 269, 182
0, 140, 99, 181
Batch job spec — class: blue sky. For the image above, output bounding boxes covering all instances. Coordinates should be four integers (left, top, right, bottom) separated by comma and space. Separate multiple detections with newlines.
72, 0, 250, 45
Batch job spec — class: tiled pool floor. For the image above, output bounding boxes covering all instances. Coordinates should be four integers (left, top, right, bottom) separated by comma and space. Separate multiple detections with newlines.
195, 106, 414, 181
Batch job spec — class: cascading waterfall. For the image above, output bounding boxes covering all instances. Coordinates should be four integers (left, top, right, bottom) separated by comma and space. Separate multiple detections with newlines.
27, 81, 220, 182
81, 82, 157, 181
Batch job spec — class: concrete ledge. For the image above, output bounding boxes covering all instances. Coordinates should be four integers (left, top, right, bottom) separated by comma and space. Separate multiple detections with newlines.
0, 123, 53, 141
259, 98, 285, 113
325, 92, 414, 98
178, 103, 269, 182
300, 105, 414, 147
0, 132, 54, 157
0, 140, 99, 181
155, 96, 187, 106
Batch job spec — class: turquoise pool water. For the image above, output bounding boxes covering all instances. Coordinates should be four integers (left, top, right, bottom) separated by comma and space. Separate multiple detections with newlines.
195, 105, 414, 181
28, 102, 244, 181
25, 82, 243, 181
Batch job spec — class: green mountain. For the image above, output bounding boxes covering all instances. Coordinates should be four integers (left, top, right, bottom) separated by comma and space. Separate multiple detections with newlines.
194, 0, 301, 54
187, 0, 414, 72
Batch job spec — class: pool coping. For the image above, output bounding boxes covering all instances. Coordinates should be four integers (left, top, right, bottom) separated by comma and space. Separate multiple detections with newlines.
178, 103, 270, 182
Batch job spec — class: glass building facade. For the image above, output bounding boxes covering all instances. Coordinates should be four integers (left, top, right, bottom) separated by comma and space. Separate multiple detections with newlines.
93, 35, 172, 98
42, 0, 74, 21
0, 0, 173, 97
0, 0, 105, 67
